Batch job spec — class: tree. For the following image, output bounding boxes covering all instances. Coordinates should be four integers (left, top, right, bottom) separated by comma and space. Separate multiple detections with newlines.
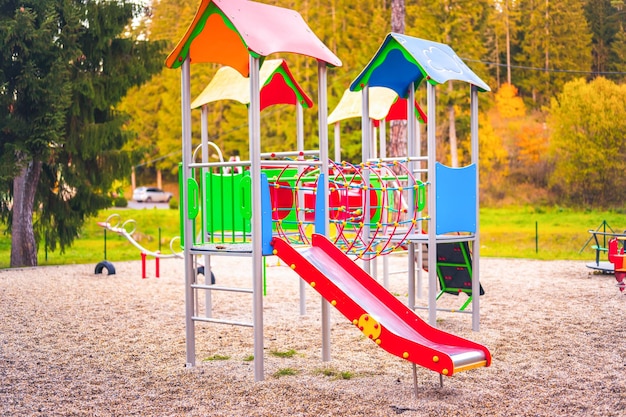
514, 0, 592, 107
407, 0, 492, 166
388, 0, 407, 162
548, 77, 626, 207
584, 0, 626, 78
0, 0, 164, 267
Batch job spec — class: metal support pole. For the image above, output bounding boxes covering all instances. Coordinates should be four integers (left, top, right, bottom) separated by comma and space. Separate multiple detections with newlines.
379, 119, 386, 159
470, 85, 481, 332
181, 57, 196, 367
334, 122, 341, 162
318, 62, 331, 362
296, 101, 307, 316
249, 55, 265, 381
408, 241, 416, 310
427, 82, 437, 327
361, 85, 371, 275
201, 104, 213, 318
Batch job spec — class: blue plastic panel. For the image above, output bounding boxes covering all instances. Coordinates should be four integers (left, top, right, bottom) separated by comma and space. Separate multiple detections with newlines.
436, 163, 477, 234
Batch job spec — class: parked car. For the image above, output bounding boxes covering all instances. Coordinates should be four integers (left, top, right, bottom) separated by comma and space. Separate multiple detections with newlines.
132, 187, 173, 203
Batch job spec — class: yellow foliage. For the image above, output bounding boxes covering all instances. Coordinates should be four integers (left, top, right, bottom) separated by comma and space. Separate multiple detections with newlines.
479, 113, 508, 174
495, 83, 526, 119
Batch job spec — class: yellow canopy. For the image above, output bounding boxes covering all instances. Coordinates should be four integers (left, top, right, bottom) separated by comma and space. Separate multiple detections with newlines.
190, 59, 313, 110
328, 87, 398, 124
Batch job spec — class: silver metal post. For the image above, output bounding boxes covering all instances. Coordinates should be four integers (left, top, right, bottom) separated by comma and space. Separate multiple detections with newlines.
249, 55, 264, 381
379, 119, 386, 159
181, 57, 196, 367
334, 122, 341, 162
318, 62, 331, 362
412, 363, 418, 398
296, 101, 307, 316
470, 85, 480, 331
427, 82, 437, 327
408, 241, 416, 310
361, 85, 371, 275
201, 105, 212, 318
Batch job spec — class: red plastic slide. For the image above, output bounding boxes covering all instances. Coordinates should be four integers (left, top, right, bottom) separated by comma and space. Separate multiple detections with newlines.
271, 234, 491, 376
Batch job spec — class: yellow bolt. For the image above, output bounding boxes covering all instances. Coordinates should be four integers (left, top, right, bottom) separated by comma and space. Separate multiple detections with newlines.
375, 339, 381, 345
432, 356, 439, 363
290, 264, 296, 270
442, 369, 449, 376
310, 282, 316, 288
331, 300, 337, 306
352, 319, 358, 325
273, 249, 278, 255
403, 352, 409, 359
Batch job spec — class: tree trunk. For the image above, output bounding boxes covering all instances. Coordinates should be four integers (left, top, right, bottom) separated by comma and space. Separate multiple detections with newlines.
389, 0, 406, 162
391, 0, 405, 34
11, 157, 42, 267
388, 121, 407, 158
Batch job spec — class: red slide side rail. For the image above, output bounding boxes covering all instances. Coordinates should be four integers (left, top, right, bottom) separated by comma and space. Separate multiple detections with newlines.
271, 234, 491, 376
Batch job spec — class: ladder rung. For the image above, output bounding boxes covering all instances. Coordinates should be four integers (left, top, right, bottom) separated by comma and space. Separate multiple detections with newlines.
192, 316, 253, 327
191, 284, 253, 293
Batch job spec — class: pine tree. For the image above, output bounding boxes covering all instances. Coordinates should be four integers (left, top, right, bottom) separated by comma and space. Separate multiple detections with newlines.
584, 0, 626, 78
407, 0, 492, 166
0, 0, 164, 267
513, 0, 592, 107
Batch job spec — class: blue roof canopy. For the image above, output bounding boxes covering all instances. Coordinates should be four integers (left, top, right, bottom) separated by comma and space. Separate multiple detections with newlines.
350, 33, 490, 97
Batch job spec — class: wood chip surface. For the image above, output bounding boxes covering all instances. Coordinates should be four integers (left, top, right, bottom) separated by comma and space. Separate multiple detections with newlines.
1, 255, 624, 416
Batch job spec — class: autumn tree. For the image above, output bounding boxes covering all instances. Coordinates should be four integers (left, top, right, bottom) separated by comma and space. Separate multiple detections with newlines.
548, 77, 626, 207
0, 0, 164, 267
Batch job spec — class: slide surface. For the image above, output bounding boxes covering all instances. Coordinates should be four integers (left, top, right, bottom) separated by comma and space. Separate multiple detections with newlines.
272, 234, 491, 376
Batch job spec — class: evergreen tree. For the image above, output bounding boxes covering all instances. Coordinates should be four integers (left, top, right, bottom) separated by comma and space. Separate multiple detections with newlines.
0, 0, 164, 267
513, 0, 592, 107
407, 0, 492, 166
584, 0, 626, 78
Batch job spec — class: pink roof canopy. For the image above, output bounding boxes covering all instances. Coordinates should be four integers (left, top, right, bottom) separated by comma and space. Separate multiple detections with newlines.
165, 0, 342, 75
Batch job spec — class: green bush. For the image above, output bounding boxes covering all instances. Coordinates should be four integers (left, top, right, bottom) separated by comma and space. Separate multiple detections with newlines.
113, 196, 128, 208
169, 197, 178, 210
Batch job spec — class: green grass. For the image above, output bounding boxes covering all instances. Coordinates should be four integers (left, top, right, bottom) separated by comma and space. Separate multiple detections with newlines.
0, 207, 181, 269
314, 367, 355, 380
269, 349, 298, 358
272, 368, 299, 378
479, 206, 625, 260
202, 354, 231, 361
0, 205, 623, 268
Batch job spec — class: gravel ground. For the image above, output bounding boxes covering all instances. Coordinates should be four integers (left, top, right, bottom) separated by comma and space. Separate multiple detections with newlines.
1, 254, 625, 416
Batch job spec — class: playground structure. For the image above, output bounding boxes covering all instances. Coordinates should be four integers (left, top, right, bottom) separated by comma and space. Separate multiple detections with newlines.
581, 221, 626, 292
95, 213, 183, 279
165, 0, 490, 384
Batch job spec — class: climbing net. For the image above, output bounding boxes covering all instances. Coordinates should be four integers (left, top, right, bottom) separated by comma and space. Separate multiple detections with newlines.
268, 158, 426, 260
